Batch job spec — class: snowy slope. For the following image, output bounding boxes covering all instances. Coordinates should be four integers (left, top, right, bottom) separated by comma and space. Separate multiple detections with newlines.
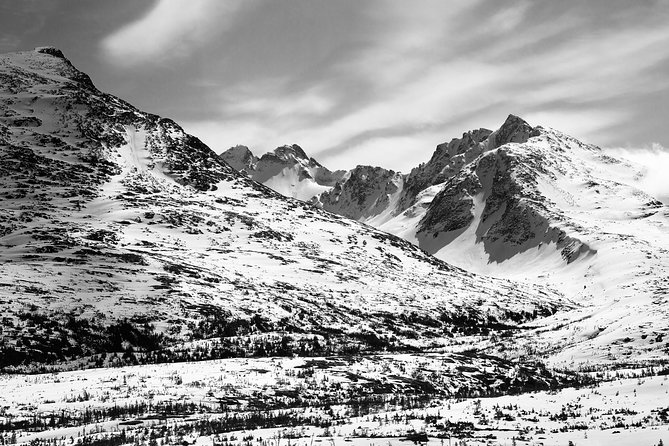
381, 120, 668, 365
399, 122, 668, 366
225, 115, 669, 366
0, 48, 565, 369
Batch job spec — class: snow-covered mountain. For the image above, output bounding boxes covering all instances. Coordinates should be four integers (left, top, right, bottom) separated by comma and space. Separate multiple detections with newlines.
225, 116, 669, 366
318, 165, 404, 223
399, 118, 669, 365
220, 143, 346, 201
0, 48, 567, 370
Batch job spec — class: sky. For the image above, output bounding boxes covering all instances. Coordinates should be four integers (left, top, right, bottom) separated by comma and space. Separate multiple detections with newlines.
1, 0, 669, 173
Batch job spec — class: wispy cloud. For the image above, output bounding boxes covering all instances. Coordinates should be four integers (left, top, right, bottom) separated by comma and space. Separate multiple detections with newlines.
100, 0, 252, 67
134, 1, 669, 171
606, 144, 669, 204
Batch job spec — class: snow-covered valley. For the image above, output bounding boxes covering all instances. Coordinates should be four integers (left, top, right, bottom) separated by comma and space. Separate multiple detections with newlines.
228, 117, 669, 368
0, 47, 667, 445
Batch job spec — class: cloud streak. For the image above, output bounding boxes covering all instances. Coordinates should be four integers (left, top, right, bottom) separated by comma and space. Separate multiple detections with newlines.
606, 144, 669, 204
100, 0, 251, 67
99, 0, 669, 172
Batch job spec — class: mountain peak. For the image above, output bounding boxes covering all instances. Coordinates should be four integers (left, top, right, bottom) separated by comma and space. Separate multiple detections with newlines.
220, 145, 258, 173
503, 113, 526, 125
3, 46, 98, 90
34, 46, 67, 59
488, 114, 539, 149
274, 144, 309, 161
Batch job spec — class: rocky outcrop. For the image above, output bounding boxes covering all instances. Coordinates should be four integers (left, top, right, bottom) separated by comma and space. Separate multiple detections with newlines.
398, 128, 492, 213
316, 166, 403, 220
220, 145, 258, 173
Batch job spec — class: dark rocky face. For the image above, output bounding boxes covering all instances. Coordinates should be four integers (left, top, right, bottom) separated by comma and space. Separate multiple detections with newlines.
317, 165, 402, 220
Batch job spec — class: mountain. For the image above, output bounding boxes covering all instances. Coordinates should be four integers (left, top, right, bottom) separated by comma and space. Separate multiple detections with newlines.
220, 144, 403, 222
395, 116, 668, 365
317, 165, 404, 223
219, 144, 257, 173
0, 48, 567, 370
220, 143, 346, 201
225, 116, 669, 366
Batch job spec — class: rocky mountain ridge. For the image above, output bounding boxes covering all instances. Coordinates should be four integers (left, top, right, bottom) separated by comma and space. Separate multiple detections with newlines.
0, 48, 567, 371
221, 143, 346, 201
223, 118, 669, 366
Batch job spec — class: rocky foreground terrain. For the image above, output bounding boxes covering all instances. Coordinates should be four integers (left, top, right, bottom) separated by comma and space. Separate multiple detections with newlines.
0, 48, 667, 446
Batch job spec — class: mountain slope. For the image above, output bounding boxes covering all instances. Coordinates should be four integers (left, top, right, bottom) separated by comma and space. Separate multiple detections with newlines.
222, 115, 669, 365
383, 118, 669, 365
0, 48, 565, 369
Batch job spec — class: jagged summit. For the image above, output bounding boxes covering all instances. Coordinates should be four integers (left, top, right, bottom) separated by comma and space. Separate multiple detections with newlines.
273, 144, 309, 161
220, 144, 258, 173
316, 165, 403, 221
220, 143, 345, 200
487, 114, 541, 149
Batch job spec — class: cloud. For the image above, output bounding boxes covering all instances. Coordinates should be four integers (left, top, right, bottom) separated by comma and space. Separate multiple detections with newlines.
181, 119, 277, 154
169, 1, 669, 172
100, 0, 251, 67
605, 144, 669, 204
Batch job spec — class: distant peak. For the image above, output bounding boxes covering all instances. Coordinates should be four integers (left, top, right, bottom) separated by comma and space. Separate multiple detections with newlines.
34, 46, 66, 59
274, 144, 308, 161
224, 145, 254, 157
220, 145, 258, 173
499, 114, 532, 134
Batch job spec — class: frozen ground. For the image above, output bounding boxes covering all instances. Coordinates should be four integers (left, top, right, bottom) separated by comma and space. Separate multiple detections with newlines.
1, 357, 666, 446
1, 46, 668, 446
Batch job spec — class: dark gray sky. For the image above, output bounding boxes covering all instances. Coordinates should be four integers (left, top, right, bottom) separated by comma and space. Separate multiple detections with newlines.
2, 0, 669, 171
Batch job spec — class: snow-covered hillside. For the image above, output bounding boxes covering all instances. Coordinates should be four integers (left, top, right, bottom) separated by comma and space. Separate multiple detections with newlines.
0, 48, 567, 370
223, 115, 669, 366
377, 118, 669, 366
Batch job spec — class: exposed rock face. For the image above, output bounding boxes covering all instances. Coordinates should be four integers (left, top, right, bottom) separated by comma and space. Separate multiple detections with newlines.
220, 145, 258, 173
317, 165, 403, 221
399, 114, 539, 211
486, 113, 540, 150
416, 140, 595, 264
398, 128, 492, 214
35, 46, 66, 58
414, 114, 593, 263
253, 144, 313, 183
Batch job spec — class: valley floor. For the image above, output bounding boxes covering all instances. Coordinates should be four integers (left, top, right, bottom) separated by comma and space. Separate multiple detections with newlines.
1, 356, 667, 446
